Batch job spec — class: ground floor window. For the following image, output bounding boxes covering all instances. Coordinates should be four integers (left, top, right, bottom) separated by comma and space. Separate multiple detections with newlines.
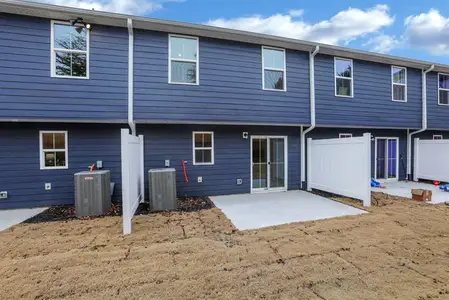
339, 133, 353, 138
433, 135, 443, 140
193, 132, 214, 165
39, 131, 68, 169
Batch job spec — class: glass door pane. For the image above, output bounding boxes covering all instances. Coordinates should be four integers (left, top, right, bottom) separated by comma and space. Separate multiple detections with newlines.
376, 139, 386, 179
387, 139, 397, 179
252, 138, 267, 189
269, 138, 285, 189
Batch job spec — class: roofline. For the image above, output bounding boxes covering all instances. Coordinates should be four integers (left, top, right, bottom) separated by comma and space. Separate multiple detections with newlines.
1, 0, 449, 72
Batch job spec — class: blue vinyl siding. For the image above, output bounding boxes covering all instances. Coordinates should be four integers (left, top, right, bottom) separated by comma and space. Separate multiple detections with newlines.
315, 55, 422, 128
307, 128, 408, 180
427, 72, 449, 130
139, 125, 301, 197
0, 123, 123, 209
0, 13, 128, 122
134, 31, 310, 125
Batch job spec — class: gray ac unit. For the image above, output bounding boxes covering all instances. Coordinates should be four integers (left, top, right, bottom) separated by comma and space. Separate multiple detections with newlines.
149, 168, 177, 211
74, 170, 111, 217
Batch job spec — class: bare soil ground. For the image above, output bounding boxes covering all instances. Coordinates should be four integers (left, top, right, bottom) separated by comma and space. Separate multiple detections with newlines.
1, 193, 449, 300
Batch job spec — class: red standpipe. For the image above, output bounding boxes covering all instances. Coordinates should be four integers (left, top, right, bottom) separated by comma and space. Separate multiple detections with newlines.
182, 160, 189, 183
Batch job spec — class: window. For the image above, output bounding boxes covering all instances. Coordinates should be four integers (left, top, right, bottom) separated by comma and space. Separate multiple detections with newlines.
193, 132, 214, 165
51, 21, 89, 78
262, 47, 286, 91
335, 58, 353, 97
433, 135, 443, 140
438, 73, 449, 105
339, 133, 353, 138
39, 131, 68, 169
392, 66, 407, 102
169, 35, 199, 84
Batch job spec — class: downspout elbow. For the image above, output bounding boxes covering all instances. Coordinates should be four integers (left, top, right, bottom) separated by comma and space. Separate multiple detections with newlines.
127, 18, 136, 135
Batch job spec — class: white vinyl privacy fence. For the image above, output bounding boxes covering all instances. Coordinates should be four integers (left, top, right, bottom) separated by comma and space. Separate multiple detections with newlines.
307, 133, 371, 206
414, 138, 449, 182
121, 129, 144, 235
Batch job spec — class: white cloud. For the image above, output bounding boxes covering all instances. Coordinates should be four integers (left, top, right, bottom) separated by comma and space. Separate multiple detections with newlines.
206, 5, 394, 46
288, 9, 304, 17
403, 9, 449, 55
363, 34, 402, 54
33, 0, 179, 15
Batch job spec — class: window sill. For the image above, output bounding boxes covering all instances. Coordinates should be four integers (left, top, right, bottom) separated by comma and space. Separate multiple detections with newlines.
392, 99, 407, 103
51, 75, 89, 80
263, 88, 287, 92
193, 163, 214, 166
437, 102, 449, 106
335, 94, 354, 98
169, 81, 199, 86
40, 166, 69, 170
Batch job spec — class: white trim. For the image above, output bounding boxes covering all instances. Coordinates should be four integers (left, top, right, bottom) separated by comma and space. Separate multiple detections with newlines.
168, 34, 199, 85
438, 73, 449, 106
50, 20, 90, 79
334, 57, 354, 98
250, 135, 288, 193
391, 66, 407, 102
433, 134, 443, 140
192, 131, 214, 165
127, 18, 136, 135
39, 130, 69, 170
374, 137, 399, 181
262, 46, 287, 91
339, 133, 353, 138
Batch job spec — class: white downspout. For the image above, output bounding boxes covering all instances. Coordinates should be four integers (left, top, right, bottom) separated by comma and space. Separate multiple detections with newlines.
301, 45, 320, 189
407, 64, 434, 180
127, 18, 136, 135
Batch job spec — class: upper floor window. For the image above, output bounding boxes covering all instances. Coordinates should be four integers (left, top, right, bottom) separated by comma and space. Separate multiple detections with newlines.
335, 58, 353, 97
51, 21, 89, 78
438, 73, 449, 106
392, 66, 407, 102
262, 47, 286, 91
193, 132, 214, 165
40, 131, 68, 170
169, 35, 199, 85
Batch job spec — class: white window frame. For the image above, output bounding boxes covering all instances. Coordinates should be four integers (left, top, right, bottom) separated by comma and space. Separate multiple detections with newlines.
192, 131, 214, 165
334, 57, 354, 98
339, 133, 353, 138
262, 46, 287, 91
433, 135, 443, 140
50, 20, 90, 79
391, 66, 407, 102
168, 34, 199, 85
438, 73, 449, 106
39, 130, 69, 170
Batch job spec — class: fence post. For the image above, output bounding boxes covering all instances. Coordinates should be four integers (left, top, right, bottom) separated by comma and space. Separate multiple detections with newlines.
413, 138, 419, 182
139, 134, 145, 203
306, 137, 312, 191
363, 133, 371, 207
121, 129, 132, 235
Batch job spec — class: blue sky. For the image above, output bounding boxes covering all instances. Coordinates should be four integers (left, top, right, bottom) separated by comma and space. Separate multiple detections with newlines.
40, 0, 449, 64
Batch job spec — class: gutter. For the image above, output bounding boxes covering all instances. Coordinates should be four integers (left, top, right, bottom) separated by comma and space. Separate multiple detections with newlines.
127, 18, 136, 135
301, 45, 320, 189
406, 64, 435, 180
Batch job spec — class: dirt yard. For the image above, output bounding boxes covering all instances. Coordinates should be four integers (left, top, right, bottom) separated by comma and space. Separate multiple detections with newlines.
1, 194, 449, 300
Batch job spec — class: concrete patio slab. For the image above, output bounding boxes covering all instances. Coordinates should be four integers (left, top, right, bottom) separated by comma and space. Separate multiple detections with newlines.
0, 207, 47, 232
372, 181, 449, 204
211, 191, 367, 230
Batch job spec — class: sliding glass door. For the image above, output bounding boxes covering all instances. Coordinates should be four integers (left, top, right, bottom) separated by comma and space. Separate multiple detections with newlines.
375, 137, 398, 180
251, 136, 287, 192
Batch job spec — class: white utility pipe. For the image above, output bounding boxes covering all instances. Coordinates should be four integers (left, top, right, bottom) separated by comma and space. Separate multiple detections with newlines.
127, 18, 136, 135
406, 64, 435, 180
301, 45, 320, 189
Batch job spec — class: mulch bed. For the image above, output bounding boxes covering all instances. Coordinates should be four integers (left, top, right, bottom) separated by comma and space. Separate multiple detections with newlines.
24, 196, 215, 224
